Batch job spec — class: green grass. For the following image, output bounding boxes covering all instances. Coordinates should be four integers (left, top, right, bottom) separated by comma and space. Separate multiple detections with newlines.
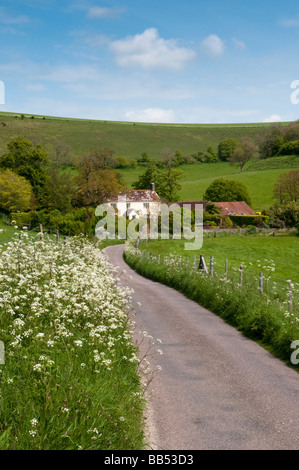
0, 111, 289, 160
1, 111, 298, 211
138, 232, 299, 283
119, 156, 299, 211
0, 217, 63, 246
124, 244, 299, 369
0, 235, 146, 450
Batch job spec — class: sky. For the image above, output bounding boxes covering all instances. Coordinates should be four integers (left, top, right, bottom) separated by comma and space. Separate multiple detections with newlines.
0, 0, 299, 124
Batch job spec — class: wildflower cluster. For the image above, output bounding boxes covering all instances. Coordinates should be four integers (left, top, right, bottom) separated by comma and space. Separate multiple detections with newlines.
0, 234, 145, 450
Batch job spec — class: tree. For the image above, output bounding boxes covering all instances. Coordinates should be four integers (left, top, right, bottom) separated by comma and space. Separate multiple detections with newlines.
0, 169, 35, 213
155, 167, 185, 202
203, 178, 252, 206
50, 140, 74, 167
39, 167, 78, 213
74, 151, 125, 208
132, 160, 158, 190
0, 137, 49, 197
76, 148, 117, 174
74, 169, 121, 208
161, 148, 177, 168
218, 138, 241, 161
228, 138, 258, 171
284, 123, 299, 142
258, 124, 285, 158
274, 170, 299, 204
203, 146, 218, 163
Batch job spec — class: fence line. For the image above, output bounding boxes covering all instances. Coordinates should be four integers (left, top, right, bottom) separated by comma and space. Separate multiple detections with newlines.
0, 224, 63, 246
136, 249, 298, 314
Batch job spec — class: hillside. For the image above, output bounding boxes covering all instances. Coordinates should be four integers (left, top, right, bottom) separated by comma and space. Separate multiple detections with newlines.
0, 111, 288, 160
119, 155, 299, 211
1, 112, 298, 211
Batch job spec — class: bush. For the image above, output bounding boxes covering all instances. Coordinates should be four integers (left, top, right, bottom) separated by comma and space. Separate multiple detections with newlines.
245, 225, 257, 235
229, 215, 269, 227
279, 140, 299, 156
268, 203, 299, 228
10, 208, 100, 237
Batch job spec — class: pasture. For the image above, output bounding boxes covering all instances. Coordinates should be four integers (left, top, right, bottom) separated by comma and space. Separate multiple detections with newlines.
138, 231, 299, 283
0, 111, 285, 160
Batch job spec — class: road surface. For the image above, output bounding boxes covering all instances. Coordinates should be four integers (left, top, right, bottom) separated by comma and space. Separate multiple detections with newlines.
104, 244, 299, 450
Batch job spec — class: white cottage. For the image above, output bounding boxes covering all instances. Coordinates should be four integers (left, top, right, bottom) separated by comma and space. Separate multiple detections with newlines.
107, 183, 161, 220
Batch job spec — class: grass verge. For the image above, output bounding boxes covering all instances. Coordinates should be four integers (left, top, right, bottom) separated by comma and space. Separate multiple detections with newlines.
0, 235, 146, 450
124, 244, 299, 370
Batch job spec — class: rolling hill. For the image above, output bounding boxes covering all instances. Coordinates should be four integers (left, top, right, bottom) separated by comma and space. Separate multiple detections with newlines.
0, 111, 298, 211
0, 110, 288, 160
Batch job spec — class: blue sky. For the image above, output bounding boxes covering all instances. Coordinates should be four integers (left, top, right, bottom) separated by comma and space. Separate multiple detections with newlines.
0, 0, 299, 123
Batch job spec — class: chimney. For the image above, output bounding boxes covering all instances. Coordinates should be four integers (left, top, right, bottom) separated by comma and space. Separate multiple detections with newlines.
150, 182, 155, 192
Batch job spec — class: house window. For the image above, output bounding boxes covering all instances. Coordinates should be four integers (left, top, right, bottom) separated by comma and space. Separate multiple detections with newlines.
143, 203, 149, 209
126, 203, 131, 209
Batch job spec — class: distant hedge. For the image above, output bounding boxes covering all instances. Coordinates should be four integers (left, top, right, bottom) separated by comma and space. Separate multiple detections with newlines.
229, 215, 269, 227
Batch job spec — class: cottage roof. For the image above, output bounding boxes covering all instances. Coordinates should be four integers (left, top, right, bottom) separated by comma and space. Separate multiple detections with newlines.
107, 190, 160, 203
214, 201, 256, 216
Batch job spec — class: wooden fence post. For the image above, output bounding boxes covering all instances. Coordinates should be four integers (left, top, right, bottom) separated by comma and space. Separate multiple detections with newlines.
198, 255, 208, 274
56, 230, 59, 245
39, 224, 44, 242
239, 265, 243, 286
194, 255, 197, 270
289, 281, 293, 312
210, 256, 214, 278
259, 272, 263, 295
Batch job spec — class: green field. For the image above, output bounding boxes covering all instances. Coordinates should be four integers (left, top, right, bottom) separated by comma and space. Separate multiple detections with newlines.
138, 232, 299, 283
119, 155, 299, 211
1, 111, 298, 211
0, 111, 288, 160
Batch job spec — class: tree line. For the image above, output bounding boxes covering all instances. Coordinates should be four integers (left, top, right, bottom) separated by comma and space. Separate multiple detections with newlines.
0, 122, 298, 235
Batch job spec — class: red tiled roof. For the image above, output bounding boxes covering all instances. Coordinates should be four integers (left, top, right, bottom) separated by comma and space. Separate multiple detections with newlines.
107, 190, 160, 203
214, 201, 256, 216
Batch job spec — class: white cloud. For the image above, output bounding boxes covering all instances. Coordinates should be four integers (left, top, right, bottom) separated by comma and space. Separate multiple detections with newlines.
36, 64, 102, 82
87, 6, 126, 19
279, 16, 299, 28
232, 38, 246, 50
0, 7, 30, 25
201, 34, 225, 58
125, 108, 175, 123
110, 28, 196, 70
263, 114, 282, 123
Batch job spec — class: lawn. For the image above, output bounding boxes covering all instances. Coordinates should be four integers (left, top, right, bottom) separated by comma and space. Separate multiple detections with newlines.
138, 232, 299, 283
119, 156, 299, 211
0, 111, 286, 160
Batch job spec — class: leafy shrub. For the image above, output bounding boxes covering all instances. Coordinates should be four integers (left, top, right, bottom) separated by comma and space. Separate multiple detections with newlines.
229, 215, 269, 227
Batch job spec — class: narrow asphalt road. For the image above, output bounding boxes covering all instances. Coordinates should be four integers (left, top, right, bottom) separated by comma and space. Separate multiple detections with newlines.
104, 244, 299, 451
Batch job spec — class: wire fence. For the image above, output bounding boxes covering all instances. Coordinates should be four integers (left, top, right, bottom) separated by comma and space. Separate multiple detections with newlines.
136, 249, 299, 315
0, 224, 63, 246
